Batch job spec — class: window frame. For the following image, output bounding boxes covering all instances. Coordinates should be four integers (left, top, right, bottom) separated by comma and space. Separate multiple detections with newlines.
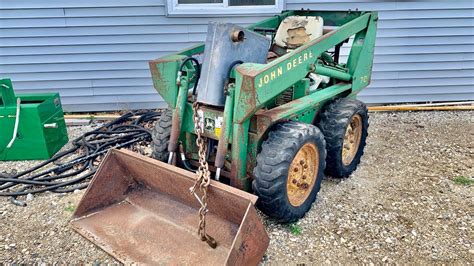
166, 0, 285, 17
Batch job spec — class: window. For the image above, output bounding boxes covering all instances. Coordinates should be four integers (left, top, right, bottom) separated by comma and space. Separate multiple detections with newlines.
166, 0, 284, 16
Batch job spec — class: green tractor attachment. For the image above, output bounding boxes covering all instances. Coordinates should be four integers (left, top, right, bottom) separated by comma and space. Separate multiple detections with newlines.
0, 78, 68, 161
72, 10, 377, 264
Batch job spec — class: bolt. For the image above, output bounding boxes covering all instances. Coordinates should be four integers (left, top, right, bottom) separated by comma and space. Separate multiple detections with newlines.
299, 160, 305, 165
293, 167, 299, 172
302, 175, 307, 180
292, 179, 297, 184
303, 164, 308, 169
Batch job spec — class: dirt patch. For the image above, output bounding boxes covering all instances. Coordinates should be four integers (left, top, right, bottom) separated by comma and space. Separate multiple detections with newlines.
1, 111, 473, 264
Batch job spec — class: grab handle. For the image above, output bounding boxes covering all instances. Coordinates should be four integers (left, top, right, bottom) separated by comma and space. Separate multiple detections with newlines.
0, 79, 16, 107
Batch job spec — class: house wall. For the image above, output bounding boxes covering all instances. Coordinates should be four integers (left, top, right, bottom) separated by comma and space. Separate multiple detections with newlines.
1, 0, 473, 112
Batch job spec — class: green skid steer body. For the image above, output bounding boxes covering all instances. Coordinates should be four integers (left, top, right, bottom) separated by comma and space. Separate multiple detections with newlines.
72, 10, 377, 264
149, 9, 377, 198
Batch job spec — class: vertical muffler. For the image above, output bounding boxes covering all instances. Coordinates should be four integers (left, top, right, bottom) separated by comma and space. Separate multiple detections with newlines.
70, 149, 269, 265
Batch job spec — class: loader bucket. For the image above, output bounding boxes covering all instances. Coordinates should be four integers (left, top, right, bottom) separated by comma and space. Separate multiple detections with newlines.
70, 149, 269, 265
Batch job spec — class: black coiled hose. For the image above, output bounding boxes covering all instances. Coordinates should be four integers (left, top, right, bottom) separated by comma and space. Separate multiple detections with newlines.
0, 110, 160, 198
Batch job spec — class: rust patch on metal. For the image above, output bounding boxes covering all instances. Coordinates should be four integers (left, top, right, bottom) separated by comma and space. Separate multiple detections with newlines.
246, 133, 259, 179
148, 61, 162, 81
230, 164, 246, 190
71, 149, 267, 265
168, 111, 181, 152
227, 203, 269, 265
149, 61, 164, 97
190, 160, 232, 180
234, 66, 258, 123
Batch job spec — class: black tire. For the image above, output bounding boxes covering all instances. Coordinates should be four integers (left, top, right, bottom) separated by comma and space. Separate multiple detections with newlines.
317, 98, 368, 178
151, 109, 172, 162
252, 121, 326, 223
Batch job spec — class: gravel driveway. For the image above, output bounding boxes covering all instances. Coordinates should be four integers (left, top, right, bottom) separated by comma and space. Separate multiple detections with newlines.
1, 111, 473, 264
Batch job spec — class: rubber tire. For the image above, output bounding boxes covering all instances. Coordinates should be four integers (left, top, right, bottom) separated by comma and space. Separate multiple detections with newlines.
151, 109, 172, 162
252, 121, 326, 223
317, 98, 368, 178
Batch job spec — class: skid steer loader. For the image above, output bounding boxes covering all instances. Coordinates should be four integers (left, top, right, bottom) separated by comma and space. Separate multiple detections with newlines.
72, 9, 378, 264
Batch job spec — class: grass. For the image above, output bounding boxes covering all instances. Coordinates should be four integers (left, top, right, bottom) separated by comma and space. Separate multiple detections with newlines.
64, 205, 76, 213
288, 223, 302, 235
452, 176, 473, 186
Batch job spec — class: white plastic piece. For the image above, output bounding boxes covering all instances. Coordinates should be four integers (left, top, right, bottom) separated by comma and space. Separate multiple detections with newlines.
308, 73, 322, 92
215, 168, 221, 181
167, 152, 174, 164
308, 73, 330, 92
320, 74, 330, 84
6, 98, 21, 149
275, 16, 324, 48
44, 123, 58, 128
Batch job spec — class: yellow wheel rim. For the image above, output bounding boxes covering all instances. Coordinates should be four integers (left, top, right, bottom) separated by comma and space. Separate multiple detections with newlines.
287, 142, 319, 207
342, 114, 363, 166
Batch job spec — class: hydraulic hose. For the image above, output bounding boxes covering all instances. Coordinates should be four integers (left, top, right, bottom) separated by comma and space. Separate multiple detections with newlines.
179, 57, 201, 95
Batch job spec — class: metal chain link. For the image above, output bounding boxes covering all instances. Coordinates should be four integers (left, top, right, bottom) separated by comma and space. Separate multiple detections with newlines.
190, 101, 217, 249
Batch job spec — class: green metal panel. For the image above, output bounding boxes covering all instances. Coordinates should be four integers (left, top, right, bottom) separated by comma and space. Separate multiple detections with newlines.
0, 79, 68, 161
0, 78, 15, 107
349, 12, 378, 93
149, 54, 187, 108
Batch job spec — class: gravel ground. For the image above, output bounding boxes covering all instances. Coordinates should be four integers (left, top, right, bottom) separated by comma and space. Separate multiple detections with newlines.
0, 111, 473, 264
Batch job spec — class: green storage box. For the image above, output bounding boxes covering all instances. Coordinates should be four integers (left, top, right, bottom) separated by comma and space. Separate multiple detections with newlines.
0, 78, 68, 161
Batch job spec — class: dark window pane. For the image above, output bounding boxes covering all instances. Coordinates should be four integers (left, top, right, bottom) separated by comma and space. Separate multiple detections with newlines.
229, 0, 275, 6
178, 0, 223, 4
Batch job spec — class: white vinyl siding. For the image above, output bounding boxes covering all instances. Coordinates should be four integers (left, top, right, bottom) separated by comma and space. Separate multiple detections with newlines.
0, 0, 473, 111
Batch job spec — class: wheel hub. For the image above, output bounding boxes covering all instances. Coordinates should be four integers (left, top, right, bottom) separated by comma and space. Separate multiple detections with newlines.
342, 114, 363, 166
287, 142, 319, 207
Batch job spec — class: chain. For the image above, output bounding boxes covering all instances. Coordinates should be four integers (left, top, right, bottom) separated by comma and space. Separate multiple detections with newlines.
190, 101, 217, 249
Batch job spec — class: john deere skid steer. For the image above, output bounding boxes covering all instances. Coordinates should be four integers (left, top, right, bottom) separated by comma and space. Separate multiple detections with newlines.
72, 10, 378, 264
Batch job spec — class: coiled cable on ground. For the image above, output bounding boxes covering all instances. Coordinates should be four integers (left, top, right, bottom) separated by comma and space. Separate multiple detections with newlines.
0, 110, 160, 201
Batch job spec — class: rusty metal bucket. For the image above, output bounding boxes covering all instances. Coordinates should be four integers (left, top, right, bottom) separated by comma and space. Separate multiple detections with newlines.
70, 149, 269, 265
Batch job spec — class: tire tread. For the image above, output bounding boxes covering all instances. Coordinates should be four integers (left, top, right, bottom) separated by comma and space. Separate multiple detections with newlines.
253, 121, 326, 223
